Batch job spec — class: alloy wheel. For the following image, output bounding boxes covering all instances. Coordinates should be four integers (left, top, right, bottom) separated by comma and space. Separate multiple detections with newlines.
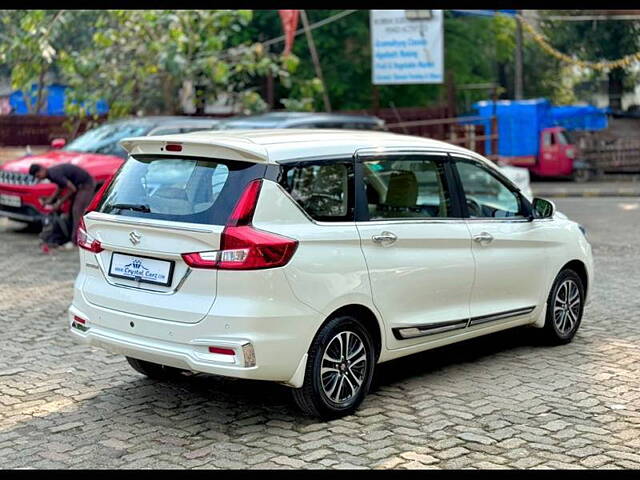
553, 279, 581, 335
320, 330, 367, 405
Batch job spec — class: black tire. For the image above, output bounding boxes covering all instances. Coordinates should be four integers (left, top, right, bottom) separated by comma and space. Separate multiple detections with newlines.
126, 356, 184, 380
573, 169, 592, 183
542, 269, 585, 345
292, 315, 376, 419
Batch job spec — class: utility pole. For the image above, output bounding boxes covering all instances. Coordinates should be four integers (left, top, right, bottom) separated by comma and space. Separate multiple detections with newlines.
300, 9, 332, 112
515, 10, 524, 99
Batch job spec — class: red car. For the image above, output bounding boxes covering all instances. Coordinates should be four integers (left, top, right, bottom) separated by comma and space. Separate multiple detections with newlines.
0, 116, 221, 227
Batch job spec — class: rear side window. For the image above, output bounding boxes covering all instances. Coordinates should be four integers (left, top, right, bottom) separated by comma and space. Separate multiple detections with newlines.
97, 155, 264, 225
279, 160, 354, 221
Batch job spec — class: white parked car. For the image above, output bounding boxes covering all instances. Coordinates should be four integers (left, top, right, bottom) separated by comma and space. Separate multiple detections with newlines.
69, 130, 593, 418
498, 164, 533, 200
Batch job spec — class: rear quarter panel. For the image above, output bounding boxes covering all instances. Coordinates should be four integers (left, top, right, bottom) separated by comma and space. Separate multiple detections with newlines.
251, 179, 386, 345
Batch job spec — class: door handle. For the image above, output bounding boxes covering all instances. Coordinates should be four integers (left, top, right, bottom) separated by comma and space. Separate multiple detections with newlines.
372, 231, 397, 246
473, 232, 494, 244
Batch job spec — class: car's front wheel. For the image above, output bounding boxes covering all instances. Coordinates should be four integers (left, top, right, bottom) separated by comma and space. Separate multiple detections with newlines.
125, 357, 184, 380
542, 269, 585, 344
292, 315, 376, 419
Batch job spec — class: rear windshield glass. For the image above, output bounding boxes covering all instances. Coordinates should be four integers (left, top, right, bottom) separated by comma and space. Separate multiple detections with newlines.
96, 155, 265, 225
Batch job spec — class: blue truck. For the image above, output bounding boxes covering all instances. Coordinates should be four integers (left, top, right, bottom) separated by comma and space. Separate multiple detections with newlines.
468, 99, 608, 179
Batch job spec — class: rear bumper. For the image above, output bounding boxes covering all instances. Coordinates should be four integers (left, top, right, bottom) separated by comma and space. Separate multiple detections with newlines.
69, 306, 259, 376
68, 279, 321, 385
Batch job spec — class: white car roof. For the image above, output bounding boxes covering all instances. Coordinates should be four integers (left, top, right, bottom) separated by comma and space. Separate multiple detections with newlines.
119, 129, 491, 166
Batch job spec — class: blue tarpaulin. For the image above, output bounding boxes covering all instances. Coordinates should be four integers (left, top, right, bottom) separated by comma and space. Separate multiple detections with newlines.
546, 105, 609, 131
462, 99, 609, 156
9, 84, 108, 115
468, 99, 550, 157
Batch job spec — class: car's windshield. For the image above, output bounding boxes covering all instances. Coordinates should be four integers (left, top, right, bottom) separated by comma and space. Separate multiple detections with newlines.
64, 122, 153, 158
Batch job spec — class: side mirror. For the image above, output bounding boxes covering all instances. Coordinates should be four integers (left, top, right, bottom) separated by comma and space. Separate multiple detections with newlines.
532, 197, 555, 219
51, 138, 66, 149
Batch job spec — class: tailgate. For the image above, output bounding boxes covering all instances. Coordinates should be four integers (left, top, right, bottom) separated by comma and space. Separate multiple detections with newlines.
82, 212, 222, 324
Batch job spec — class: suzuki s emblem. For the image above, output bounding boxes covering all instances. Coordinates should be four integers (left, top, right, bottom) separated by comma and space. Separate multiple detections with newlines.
129, 231, 142, 245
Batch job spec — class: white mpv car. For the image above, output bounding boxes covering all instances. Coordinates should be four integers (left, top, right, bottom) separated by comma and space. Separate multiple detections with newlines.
69, 129, 593, 418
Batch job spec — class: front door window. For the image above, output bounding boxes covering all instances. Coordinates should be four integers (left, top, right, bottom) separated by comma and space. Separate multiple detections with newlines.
455, 161, 522, 218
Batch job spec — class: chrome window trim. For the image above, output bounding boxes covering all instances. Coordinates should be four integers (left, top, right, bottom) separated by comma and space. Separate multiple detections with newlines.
358, 218, 466, 225
355, 146, 457, 159
464, 217, 530, 223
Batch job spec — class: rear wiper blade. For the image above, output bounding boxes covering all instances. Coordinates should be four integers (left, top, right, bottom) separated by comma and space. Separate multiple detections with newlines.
110, 203, 151, 213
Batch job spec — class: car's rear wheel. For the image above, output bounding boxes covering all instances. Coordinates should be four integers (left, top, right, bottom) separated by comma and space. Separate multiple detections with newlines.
125, 356, 184, 380
292, 315, 376, 419
542, 269, 585, 344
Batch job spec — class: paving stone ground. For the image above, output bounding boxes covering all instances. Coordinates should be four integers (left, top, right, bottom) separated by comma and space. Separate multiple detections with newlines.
0, 197, 639, 469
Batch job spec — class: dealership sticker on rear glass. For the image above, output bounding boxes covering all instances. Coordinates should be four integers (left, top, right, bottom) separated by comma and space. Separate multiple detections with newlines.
109, 253, 174, 286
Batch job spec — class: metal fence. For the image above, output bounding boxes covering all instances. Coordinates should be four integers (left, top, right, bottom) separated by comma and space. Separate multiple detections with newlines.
1, 107, 494, 158
578, 135, 640, 174
341, 106, 493, 156
0, 115, 107, 147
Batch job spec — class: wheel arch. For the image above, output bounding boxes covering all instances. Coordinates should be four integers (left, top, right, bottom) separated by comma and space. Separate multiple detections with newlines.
559, 259, 589, 297
318, 304, 383, 362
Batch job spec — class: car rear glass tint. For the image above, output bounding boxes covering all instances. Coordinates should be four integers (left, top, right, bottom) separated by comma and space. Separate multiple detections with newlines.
97, 155, 265, 225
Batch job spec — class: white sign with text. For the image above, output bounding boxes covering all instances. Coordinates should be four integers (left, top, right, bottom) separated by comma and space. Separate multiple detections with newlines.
370, 10, 444, 85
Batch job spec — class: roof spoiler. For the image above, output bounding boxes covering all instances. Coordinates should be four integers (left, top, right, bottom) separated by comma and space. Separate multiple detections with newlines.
119, 135, 269, 163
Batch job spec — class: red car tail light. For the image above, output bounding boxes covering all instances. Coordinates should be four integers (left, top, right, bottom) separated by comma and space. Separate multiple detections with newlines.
182, 251, 218, 269
227, 179, 262, 226
217, 225, 298, 270
77, 217, 104, 253
181, 179, 298, 270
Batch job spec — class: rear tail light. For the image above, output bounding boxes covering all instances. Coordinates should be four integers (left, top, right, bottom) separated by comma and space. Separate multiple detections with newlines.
73, 315, 86, 324
77, 217, 104, 253
182, 251, 218, 269
217, 225, 298, 270
227, 179, 262, 226
182, 179, 298, 270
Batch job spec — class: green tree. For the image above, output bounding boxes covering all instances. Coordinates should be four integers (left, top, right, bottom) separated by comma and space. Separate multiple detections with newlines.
0, 9, 315, 125
540, 10, 640, 110
59, 10, 298, 118
0, 10, 68, 113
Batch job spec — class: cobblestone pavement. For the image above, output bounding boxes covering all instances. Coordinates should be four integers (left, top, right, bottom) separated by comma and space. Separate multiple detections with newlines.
1, 198, 639, 469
